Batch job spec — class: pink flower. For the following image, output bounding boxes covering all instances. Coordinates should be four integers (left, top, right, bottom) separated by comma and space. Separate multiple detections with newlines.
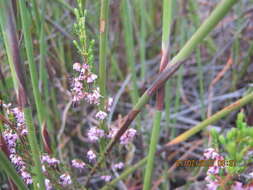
87, 127, 105, 141
21, 170, 33, 185
245, 185, 253, 190
120, 128, 136, 145
232, 181, 244, 190
86, 88, 101, 105
204, 148, 224, 176
113, 162, 124, 170
11, 107, 27, 135
203, 148, 219, 159
107, 127, 119, 138
87, 73, 97, 83
3, 130, 18, 151
81, 63, 89, 71
41, 155, 60, 166
73, 78, 83, 89
10, 154, 25, 168
87, 150, 96, 161
106, 97, 113, 111
205, 176, 219, 190
101, 175, 111, 182
59, 173, 72, 186
95, 111, 107, 120
206, 182, 219, 190
45, 179, 52, 190
71, 159, 86, 169
73, 62, 81, 71
207, 166, 219, 175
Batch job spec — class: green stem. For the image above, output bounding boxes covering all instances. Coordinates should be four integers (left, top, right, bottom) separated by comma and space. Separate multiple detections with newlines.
139, 0, 146, 80
98, 0, 110, 160
143, 111, 162, 190
19, 0, 46, 128
99, 0, 110, 103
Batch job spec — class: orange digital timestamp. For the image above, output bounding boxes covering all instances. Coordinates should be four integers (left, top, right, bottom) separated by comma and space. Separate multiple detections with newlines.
175, 160, 236, 167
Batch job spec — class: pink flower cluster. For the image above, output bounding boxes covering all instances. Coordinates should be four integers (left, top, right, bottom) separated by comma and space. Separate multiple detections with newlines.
87, 125, 137, 145
71, 62, 99, 103
100, 175, 111, 182
71, 62, 114, 123
204, 148, 224, 190
71, 159, 86, 169
59, 173, 72, 186
2, 107, 33, 185
87, 127, 105, 142
9, 152, 32, 185
105, 126, 137, 145
87, 150, 96, 161
95, 111, 107, 120
12, 107, 28, 135
203, 149, 253, 190
204, 148, 224, 175
41, 155, 60, 166
45, 178, 53, 190
40, 154, 75, 188
120, 128, 137, 145
3, 130, 18, 154
113, 162, 124, 170
21, 170, 33, 185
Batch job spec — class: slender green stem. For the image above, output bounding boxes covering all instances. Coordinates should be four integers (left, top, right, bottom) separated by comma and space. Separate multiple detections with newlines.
19, 0, 46, 128
143, 111, 162, 190
0, 150, 27, 190
98, 0, 110, 159
139, 0, 146, 80
99, 0, 110, 104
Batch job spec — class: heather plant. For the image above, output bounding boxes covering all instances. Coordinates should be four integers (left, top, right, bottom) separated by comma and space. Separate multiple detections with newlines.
0, 0, 253, 190
203, 111, 253, 189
